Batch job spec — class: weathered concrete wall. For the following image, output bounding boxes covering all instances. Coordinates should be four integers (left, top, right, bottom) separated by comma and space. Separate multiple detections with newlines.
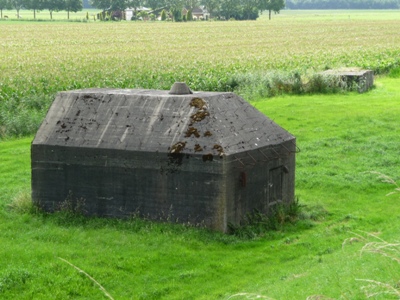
225, 139, 296, 224
32, 145, 228, 229
322, 68, 374, 93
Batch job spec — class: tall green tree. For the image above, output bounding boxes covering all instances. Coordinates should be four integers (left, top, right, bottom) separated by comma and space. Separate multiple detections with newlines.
127, 0, 141, 7
25, 0, 45, 19
242, 0, 259, 20
109, 0, 128, 10
10, 0, 24, 17
185, 0, 198, 9
0, 0, 12, 18
170, 6, 182, 21
165, 0, 184, 21
90, 0, 111, 11
259, 0, 285, 20
145, 0, 164, 10
165, 0, 184, 9
91, 0, 127, 12
43, 0, 64, 19
64, 0, 82, 19
220, 0, 239, 19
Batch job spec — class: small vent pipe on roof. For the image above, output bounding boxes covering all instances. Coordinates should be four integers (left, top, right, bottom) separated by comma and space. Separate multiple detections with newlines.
169, 82, 193, 95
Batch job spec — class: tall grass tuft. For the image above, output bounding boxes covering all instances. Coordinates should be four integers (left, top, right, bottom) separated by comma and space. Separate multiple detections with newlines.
343, 231, 400, 298
228, 70, 353, 101
58, 257, 115, 300
7, 190, 36, 214
368, 171, 400, 197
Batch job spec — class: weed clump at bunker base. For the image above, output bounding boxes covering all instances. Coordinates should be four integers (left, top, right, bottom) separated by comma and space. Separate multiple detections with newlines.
227, 199, 325, 239
1, 10, 400, 138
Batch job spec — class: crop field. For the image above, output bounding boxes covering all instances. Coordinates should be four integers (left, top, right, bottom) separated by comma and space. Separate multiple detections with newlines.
1, 10, 400, 138
1, 10, 400, 299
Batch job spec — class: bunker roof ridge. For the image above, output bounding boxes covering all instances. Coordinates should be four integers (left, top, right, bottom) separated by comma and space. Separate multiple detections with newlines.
33, 88, 295, 156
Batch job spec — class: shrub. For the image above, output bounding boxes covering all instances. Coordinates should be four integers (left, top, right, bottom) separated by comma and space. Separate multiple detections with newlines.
161, 9, 167, 21
388, 67, 400, 78
171, 8, 182, 22
139, 11, 148, 21
186, 9, 193, 21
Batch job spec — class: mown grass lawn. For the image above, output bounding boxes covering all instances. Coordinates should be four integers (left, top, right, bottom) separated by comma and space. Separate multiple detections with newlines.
0, 76, 399, 299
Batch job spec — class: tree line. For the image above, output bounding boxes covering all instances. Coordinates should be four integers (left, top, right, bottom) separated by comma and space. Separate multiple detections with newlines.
0, 0, 286, 21
286, 0, 400, 9
90, 0, 285, 21
0, 0, 83, 19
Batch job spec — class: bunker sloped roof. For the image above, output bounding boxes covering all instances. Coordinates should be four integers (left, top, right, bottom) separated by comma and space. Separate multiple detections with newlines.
33, 88, 294, 156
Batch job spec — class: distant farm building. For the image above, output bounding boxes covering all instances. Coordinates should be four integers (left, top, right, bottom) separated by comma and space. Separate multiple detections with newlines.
31, 83, 296, 232
125, 6, 151, 20
183, 6, 210, 20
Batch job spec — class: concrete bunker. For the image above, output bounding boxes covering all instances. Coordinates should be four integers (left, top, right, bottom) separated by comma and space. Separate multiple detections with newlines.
321, 68, 374, 93
31, 83, 296, 232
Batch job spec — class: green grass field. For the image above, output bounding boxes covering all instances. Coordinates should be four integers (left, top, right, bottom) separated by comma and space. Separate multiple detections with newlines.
1, 76, 399, 299
1, 10, 400, 299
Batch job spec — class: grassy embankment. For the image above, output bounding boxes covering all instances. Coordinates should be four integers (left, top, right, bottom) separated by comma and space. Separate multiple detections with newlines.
1, 76, 399, 299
